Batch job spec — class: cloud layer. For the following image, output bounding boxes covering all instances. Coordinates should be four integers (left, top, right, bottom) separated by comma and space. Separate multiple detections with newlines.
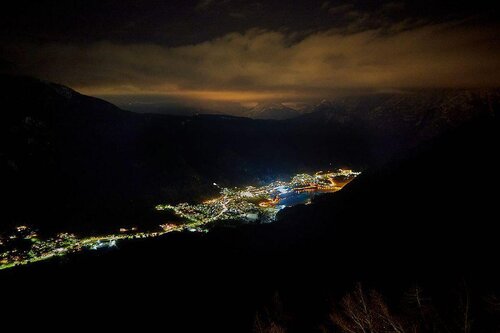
5, 20, 500, 103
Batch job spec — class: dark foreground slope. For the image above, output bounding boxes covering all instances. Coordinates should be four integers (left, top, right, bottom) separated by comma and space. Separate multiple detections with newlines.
2, 95, 499, 332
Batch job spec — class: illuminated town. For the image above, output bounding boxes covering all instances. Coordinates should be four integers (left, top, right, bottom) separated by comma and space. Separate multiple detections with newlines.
0, 169, 360, 271
156, 169, 361, 225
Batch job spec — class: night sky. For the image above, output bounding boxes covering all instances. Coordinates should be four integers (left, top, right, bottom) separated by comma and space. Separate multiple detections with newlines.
1, 0, 499, 111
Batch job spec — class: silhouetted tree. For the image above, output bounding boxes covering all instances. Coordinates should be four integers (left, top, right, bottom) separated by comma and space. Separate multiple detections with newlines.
403, 283, 434, 332
330, 283, 409, 333
253, 292, 288, 333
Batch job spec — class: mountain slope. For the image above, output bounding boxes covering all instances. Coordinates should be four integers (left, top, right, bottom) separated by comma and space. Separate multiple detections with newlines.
294, 90, 499, 162
279, 109, 500, 269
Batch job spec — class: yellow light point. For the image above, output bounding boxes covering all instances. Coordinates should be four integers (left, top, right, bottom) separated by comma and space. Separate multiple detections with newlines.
327, 177, 336, 186
203, 198, 217, 204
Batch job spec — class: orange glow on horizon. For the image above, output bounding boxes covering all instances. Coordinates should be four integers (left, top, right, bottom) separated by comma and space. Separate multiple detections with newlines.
78, 85, 302, 103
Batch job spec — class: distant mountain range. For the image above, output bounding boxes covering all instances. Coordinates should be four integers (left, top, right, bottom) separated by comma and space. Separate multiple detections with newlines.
244, 90, 498, 123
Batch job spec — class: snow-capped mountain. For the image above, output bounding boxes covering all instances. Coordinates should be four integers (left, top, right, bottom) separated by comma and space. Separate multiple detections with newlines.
245, 102, 300, 120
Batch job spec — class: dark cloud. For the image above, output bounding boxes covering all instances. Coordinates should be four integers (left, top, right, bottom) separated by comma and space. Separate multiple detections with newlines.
326, 3, 354, 15
381, 2, 405, 12
196, 0, 216, 10
2, 0, 497, 45
1, 0, 499, 110
3, 20, 499, 106
229, 12, 246, 19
